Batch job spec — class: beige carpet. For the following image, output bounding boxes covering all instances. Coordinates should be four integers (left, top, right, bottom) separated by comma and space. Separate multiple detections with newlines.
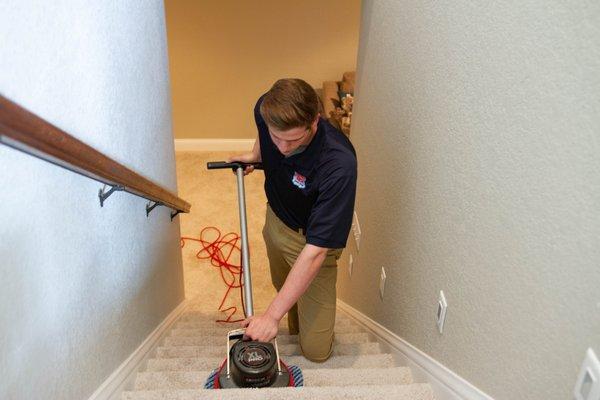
174, 151, 277, 315
120, 151, 435, 399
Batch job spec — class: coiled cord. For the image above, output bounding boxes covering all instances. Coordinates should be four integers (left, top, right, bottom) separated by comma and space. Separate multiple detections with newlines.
181, 226, 246, 323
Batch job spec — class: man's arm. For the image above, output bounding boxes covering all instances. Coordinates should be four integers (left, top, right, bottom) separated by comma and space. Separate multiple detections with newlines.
241, 244, 328, 342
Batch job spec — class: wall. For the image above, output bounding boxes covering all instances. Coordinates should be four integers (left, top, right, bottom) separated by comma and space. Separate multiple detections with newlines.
0, 2, 185, 399
165, 0, 361, 139
337, 1, 600, 399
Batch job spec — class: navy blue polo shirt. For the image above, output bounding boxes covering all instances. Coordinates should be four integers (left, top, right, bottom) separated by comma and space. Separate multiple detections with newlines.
254, 96, 357, 249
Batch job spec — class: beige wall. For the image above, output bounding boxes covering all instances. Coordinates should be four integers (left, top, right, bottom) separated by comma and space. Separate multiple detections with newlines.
338, 1, 600, 399
0, 2, 185, 399
165, 0, 361, 139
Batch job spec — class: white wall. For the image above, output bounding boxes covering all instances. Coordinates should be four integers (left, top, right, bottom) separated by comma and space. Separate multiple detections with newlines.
337, 1, 600, 399
0, 2, 185, 399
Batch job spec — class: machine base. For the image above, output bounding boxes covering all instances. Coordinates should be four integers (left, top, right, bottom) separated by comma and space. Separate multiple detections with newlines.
204, 362, 303, 389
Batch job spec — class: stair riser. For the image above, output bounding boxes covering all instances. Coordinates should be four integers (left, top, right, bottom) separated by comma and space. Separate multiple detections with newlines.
122, 384, 435, 400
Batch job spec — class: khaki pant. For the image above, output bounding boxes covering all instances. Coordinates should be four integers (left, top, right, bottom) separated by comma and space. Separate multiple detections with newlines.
262, 204, 342, 362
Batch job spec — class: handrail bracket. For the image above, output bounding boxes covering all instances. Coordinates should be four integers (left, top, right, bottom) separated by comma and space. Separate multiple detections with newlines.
99, 185, 124, 207
146, 201, 163, 217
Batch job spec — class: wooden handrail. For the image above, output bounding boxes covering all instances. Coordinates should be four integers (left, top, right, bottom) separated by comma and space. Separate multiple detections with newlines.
0, 95, 191, 215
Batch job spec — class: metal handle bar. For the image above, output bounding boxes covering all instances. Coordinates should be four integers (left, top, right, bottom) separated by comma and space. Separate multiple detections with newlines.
207, 161, 264, 171
206, 160, 261, 318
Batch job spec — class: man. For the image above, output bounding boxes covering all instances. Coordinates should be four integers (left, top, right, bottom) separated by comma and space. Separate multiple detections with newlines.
229, 78, 357, 362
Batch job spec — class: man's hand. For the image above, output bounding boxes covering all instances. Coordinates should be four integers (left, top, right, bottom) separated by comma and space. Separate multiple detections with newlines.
228, 138, 261, 176
240, 313, 279, 342
228, 152, 258, 175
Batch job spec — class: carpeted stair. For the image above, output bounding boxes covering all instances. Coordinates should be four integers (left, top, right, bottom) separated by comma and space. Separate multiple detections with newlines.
121, 309, 435, 400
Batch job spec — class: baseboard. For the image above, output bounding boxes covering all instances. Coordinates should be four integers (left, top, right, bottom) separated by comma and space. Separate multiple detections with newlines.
88, 299, 190, 400
174, 138, 255, 152
337, 300, 494, 400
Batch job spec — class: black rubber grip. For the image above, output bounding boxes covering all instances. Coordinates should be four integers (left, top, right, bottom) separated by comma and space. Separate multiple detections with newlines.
228, 332, 245, 341
207, 161, 264, 170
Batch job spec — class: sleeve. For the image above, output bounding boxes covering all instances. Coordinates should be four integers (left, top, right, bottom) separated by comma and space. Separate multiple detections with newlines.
305, 166, 357, 249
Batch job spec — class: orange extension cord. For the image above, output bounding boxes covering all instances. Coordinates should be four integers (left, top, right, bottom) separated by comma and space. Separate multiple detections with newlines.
180, 227, 247, 323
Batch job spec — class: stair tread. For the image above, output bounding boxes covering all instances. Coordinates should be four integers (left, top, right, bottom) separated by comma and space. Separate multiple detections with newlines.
134, 367, 413, 390
155, 342, 382, 358
122, 383, 434, 400
173, 316, 358, 329
169, 323, 365, 336
179, 311, 355, 325
163, 332, 370, 346
145, 353, 397, 372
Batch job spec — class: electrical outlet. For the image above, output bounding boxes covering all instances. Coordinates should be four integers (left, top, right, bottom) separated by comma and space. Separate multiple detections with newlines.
436, 290, 448, 334
574, 348, 600, 400
379, 267, 386, 300
348, 254, 353, 278
351, 211, 361, 251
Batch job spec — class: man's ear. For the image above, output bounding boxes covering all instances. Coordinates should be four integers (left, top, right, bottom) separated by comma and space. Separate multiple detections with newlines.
311, 114, 320, 131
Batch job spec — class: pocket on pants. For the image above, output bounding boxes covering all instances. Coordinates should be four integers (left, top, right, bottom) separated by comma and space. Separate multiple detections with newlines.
323, 248, 343, 267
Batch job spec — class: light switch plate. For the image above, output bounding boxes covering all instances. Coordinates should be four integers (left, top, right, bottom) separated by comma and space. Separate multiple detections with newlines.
379, 267, 386, 300
352, 211, 361, 251
348, 254, 353, 278
574, 348, 600, 400
437, 290, 448, 334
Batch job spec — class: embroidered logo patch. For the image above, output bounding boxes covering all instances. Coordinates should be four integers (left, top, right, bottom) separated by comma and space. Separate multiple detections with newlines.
292, 171, 306, 189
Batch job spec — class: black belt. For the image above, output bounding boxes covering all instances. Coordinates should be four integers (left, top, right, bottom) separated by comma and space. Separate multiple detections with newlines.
288, 225, 306, 236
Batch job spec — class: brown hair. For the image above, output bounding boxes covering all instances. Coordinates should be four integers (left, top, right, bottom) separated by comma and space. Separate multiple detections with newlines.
259, 78, 321, 130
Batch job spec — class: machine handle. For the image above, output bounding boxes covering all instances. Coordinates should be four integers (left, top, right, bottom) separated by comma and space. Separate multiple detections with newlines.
207, 160, 259, 318
226, 328, 282, 376
207, 161, 264, 171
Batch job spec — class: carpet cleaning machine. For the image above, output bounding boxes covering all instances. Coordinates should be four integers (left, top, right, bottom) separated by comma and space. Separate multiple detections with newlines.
204, 161, 303, 389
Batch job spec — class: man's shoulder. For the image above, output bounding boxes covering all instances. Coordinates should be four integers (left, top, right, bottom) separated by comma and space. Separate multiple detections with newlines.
318, 122, 357, 174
